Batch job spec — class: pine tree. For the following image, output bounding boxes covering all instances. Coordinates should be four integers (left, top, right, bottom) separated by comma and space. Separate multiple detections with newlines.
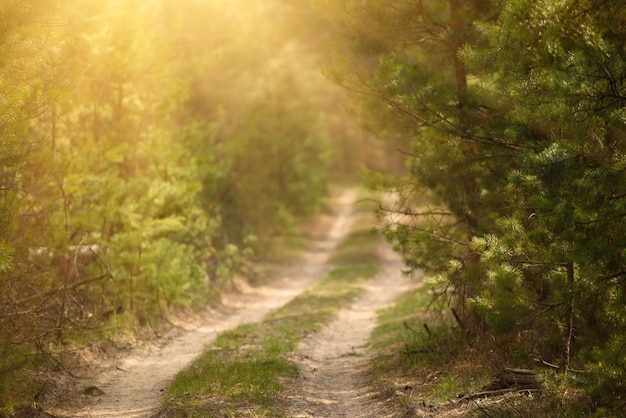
333, 0, 626, 405
463, 0, 626, 401
327, 0, 514, 315
0, 0, 71, 402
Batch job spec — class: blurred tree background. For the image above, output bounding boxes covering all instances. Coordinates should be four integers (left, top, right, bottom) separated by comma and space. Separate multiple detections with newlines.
0, 0, 400, 408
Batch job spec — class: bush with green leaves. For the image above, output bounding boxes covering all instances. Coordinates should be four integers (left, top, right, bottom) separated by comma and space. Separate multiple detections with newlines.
0, 0, 342, 406
330, 0, 626, 406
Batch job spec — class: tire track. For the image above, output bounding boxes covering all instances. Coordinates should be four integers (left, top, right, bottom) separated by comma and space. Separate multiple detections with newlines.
286, 241, 417, 418
46, 188, 359, 418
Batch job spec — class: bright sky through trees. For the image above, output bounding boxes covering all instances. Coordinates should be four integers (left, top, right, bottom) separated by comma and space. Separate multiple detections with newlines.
1, 0, 386, 407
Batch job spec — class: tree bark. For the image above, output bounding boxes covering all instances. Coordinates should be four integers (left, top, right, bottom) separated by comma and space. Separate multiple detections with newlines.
560, 262, 575, 377
483, 368, 540, 391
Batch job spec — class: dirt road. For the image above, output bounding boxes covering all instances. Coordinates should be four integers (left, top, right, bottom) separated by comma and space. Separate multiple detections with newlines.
286, 244, 415, 418
46, 189, 357, 417
45, 188, 416, 417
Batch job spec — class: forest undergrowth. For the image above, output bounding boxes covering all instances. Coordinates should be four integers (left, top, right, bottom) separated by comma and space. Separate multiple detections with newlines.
368, 284, 601, 417
3, 0, 626, 415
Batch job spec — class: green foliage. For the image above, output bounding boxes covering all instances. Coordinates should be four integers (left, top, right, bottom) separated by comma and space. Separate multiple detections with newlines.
172, 0, 335, 249
163, 217, 380, 415
0, 331, 31, 411
0, 0, 75, 406
333, 0, 626, 407
0, 0, 350, 407
583, 332, 626, 408
468, 4, 626, 403
47, 0, 221, 320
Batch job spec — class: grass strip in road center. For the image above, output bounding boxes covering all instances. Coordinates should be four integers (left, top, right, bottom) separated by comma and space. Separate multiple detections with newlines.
158, 208, 381, 417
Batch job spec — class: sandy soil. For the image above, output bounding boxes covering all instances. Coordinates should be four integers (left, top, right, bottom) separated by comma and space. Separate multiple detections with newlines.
43, 188, 358, 418
285, 243, 417, 418
42, 188, 419, 418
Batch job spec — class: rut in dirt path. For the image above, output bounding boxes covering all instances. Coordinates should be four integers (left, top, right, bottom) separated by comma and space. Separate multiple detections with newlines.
287, 244, 418, 418
47, 188, 359, 418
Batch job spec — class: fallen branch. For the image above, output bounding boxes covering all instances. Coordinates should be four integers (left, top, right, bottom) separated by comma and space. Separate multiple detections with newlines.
458, 388, 541, 402
534, 356, 586, 374
482, 368, 540, 391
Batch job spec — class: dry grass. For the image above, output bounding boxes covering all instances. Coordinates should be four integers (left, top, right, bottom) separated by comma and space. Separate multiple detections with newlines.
367, 288, 599, 417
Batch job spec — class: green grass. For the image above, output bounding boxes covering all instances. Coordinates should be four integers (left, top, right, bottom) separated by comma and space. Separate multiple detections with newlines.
159, 189, 382, 417
367, 285, 494, 409
368, 285, 465, 369
161, 266, 377, 416
369, 286, 432, 354
329, 229, 379, 265
367, 285, 600, 416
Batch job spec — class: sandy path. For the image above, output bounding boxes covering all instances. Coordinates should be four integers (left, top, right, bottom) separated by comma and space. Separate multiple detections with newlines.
286, 243, 416, 418
48, 188, 358, 418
